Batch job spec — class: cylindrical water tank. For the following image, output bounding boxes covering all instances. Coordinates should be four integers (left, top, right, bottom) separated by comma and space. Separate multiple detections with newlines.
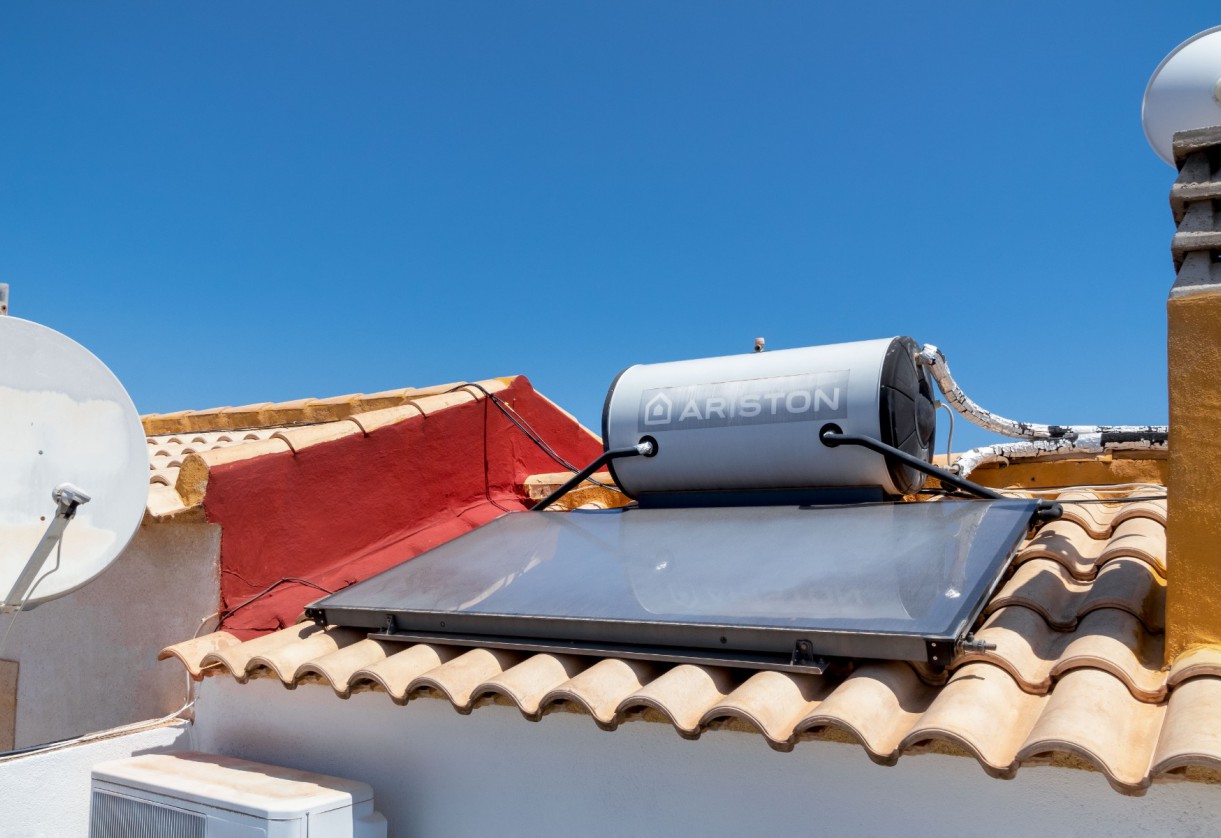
602, 337, 936, 498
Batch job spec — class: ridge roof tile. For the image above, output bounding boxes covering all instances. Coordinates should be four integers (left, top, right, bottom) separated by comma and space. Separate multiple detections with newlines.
141, 379, 513, 521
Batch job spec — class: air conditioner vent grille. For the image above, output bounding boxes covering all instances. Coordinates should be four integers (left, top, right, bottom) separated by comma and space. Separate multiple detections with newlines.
90, 789, 206, 838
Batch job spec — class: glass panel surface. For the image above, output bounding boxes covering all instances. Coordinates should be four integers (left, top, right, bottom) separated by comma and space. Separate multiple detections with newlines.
318, 499, 1036, 638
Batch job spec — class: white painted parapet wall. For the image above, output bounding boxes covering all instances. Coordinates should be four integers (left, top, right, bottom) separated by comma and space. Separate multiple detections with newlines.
0, 724, 189, 837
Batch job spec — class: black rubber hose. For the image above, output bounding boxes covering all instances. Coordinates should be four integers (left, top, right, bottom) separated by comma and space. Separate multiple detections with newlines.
819, 428, 1063, 522
532, 444, 653, 511
819, 429, 1003, 500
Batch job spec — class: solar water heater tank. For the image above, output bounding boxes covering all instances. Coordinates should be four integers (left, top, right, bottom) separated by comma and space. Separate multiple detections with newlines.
603, 336, 936, 498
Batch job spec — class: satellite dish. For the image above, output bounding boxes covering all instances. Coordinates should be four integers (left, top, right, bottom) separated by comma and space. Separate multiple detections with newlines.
0, 315, 148, 609
1143, 26, 1221, 166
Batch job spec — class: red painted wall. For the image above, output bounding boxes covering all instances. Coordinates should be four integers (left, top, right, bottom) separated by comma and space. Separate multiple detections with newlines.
201, 378, 602, 637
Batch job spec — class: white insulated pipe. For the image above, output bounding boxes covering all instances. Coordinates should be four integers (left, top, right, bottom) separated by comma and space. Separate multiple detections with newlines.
914, 345, 1169, 477
951, 434, 1169, 478
915, 344, 1168, 441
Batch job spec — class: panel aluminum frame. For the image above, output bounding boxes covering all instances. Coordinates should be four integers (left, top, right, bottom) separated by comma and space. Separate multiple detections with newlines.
309, 499, 1038, 669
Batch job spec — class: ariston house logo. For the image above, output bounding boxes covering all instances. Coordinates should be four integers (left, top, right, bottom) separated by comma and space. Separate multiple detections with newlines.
642, 392, 674, 426
637, 371, 849, 432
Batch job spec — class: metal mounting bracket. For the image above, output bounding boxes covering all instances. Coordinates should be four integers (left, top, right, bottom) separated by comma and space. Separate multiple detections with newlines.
790, 639, 826, 670
1, 483, 91, 612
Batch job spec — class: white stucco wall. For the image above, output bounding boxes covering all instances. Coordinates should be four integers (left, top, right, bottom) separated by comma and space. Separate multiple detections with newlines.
192, 677, 1221, 838
0, 723, 190, 838
0, 521, 220, 748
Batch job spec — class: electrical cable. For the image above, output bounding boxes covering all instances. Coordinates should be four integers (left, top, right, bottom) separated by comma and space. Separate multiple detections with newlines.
217, 577, 334, 625
0, 713, 191, 764
0, 609, 219, 762
445, 383, 615, 489
476, 388, 516, 513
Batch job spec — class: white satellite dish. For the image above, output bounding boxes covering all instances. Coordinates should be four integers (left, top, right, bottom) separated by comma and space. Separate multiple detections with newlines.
0, 315, 148, 609
1143, 26, 1221, 166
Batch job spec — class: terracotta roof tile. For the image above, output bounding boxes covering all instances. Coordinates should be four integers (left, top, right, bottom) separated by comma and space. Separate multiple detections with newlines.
964, 607, 1165, 701
524, 472, 630, 510
985, 557, 1164, 633
1053, 490, 1167, 538
293, 638, 394, 696
141, 382, 477, 435
244, 626, 366, 685
156, 630, 241, 678
1014, 517, 1165, 580
794, 662, 936, 762
409, 648, 524, 711
1152, 676, 1221, 776
197, 622, 344, 683
350, 644, 458, 704
162, 485, 1221, 795
900, 662, 1044, 778
270, 421, 363, 453
1167, 646, 1221, 688
473, 653, 588, 719
699, 670, 827, 745
540, 658, 658, 729
616, 665, 738, 738
1016, 668, 1166, 793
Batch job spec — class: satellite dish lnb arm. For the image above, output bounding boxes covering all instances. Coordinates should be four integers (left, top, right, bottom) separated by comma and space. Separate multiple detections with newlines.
1, 483, 91, 612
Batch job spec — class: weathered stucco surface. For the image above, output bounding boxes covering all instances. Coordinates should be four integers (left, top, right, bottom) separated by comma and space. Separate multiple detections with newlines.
1166, 291, 1221, 662
0, 522, 219, 748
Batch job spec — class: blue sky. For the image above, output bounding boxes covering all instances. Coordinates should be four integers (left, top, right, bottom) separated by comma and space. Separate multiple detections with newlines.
2, 4, 1214, 451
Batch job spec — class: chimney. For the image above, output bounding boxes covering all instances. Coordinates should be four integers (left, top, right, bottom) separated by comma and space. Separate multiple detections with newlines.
1165, 126, 1221, 662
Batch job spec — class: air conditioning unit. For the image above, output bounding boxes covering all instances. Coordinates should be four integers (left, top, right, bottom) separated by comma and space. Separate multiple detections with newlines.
90, 751, 387, 838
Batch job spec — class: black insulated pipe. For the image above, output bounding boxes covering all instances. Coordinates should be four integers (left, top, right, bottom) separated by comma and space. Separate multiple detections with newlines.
819, 427, 1062, 522
533, 441, 656, 512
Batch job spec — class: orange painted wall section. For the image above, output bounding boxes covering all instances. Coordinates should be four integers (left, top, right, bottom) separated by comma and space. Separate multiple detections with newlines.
1166, 291, 1221, 663
200, 378, 603, 637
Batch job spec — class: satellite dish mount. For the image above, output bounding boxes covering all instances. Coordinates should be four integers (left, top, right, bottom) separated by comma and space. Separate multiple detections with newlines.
1, 484, 92, 612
